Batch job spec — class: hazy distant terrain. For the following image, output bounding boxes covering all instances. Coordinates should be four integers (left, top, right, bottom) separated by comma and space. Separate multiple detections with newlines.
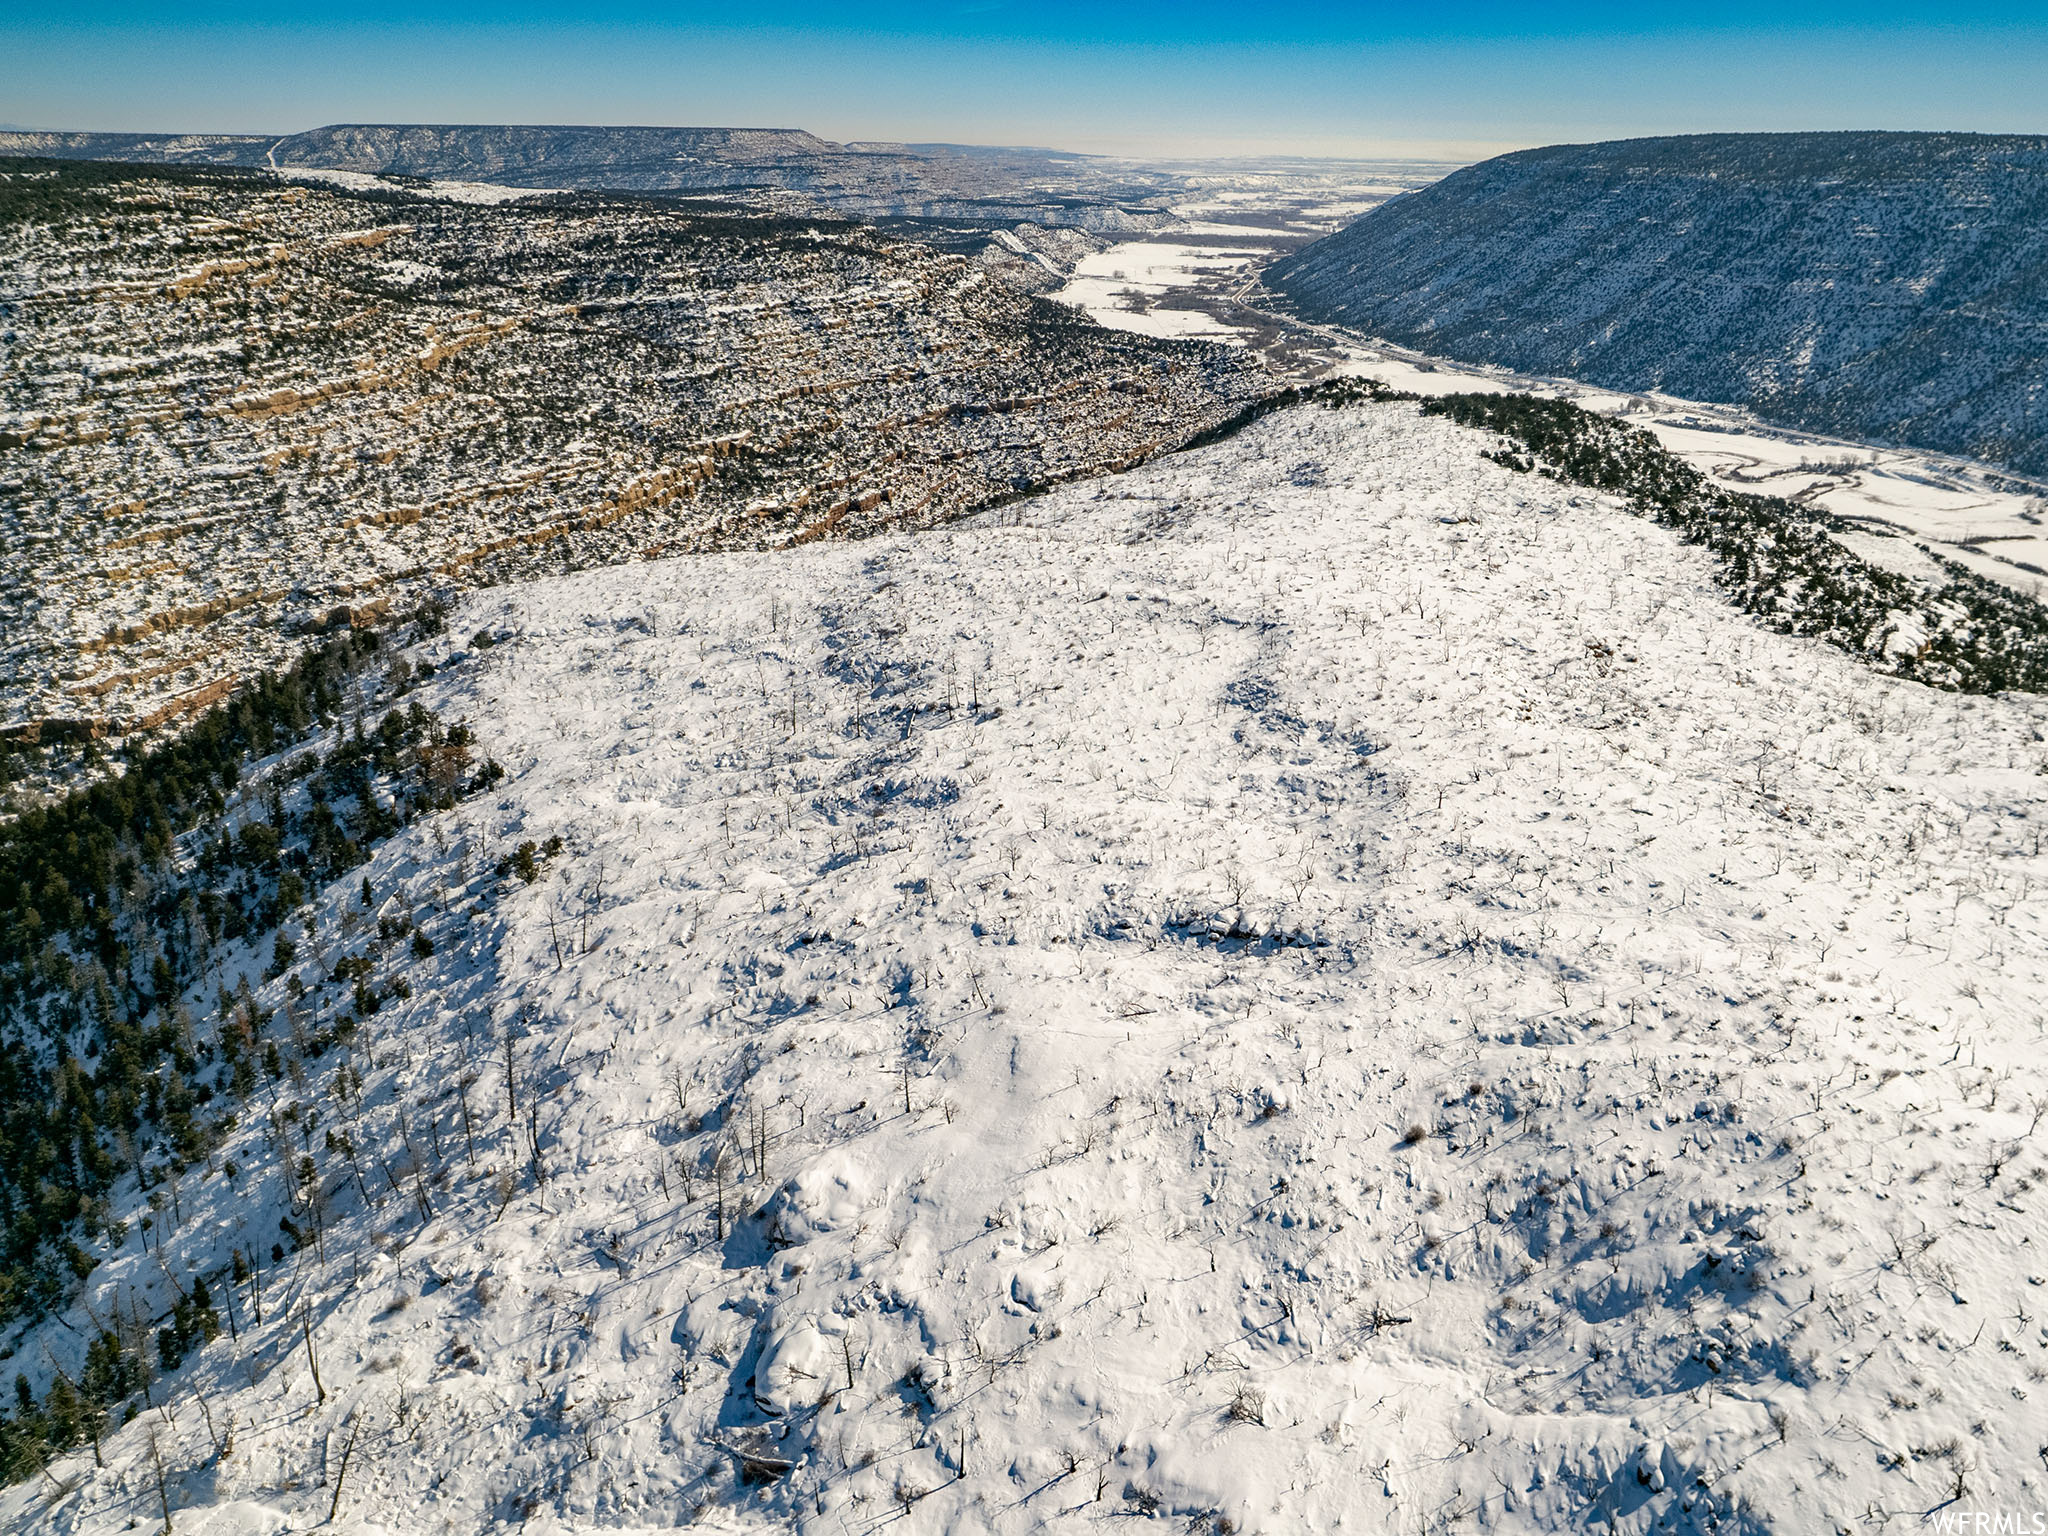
1267, 132, 2048, 476
0, 123, 1186, 227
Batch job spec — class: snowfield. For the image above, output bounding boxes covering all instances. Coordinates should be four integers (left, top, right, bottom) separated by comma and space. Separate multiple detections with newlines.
1052, 242, 1265, 343
15, 399, 2048, 1536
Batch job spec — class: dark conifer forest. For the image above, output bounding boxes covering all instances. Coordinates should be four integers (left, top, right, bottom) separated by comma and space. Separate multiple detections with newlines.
0, 615, 500, 1478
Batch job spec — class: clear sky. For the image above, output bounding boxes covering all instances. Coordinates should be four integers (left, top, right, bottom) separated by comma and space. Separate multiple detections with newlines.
6, 2, 2047, 160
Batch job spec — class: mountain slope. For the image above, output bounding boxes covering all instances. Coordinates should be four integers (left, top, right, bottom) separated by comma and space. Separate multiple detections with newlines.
0, 157, 1260, 765
1267, 132, 2048, 477
8, 397, 2046, 1535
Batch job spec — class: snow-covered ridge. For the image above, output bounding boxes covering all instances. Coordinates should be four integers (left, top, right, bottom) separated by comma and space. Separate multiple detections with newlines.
12, 399, 2048, 1535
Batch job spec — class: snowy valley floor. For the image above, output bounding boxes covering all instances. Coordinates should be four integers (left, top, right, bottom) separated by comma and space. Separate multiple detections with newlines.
13, 398, 2048, 1536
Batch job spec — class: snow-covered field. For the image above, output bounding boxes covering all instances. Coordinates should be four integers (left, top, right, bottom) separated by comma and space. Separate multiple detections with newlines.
279, 166, 552, 204
1051, 242, 1267, 342
1635, 414, 2048, 598
15, 399, 2048, 1536
1045, 161, 1442, 357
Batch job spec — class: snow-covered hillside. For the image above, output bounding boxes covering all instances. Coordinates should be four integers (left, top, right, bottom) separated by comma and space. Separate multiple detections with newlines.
1267, 132, 2048, 481
13, 398, 2048, 1535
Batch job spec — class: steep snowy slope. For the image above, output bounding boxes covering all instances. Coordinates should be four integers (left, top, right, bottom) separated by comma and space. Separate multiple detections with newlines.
1266, 133, 2048, 478
11, 398, 2048, 1535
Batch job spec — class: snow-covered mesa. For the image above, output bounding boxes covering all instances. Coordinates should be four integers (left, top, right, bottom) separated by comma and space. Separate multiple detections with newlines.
18, 398, 2048, 1535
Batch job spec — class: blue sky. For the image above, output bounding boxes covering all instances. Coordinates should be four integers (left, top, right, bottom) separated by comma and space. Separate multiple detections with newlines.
6, 2, 2047, 158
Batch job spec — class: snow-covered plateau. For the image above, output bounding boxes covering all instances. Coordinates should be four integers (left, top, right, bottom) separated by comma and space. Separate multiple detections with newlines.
12, 397, 2048, 1535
